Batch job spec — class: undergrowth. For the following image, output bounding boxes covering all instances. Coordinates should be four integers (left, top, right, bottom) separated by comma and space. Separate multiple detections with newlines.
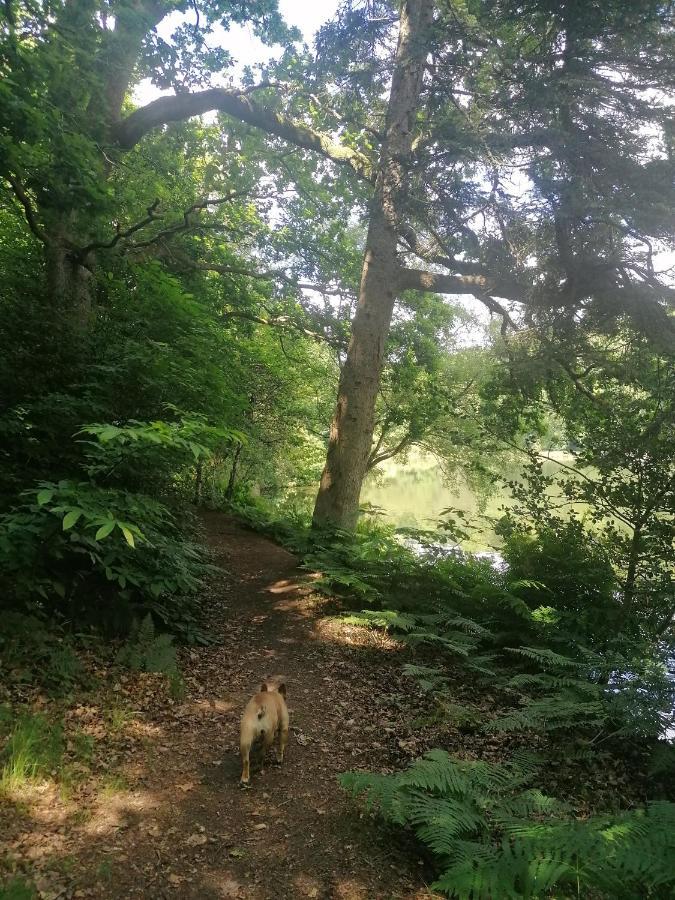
341, 751, 675, 899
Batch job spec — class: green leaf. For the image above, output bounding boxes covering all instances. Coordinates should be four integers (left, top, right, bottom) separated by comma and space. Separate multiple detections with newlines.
120, 526, 135, 547
37, 489, 54, 506
62, 509, 83, 530
95, 520, 116, 541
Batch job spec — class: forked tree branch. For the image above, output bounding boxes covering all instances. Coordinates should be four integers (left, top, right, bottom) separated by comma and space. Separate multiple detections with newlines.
221, 309, 338, 345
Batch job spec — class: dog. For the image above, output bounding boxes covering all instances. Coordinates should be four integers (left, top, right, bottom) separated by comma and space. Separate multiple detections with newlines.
239, 678, 289, 786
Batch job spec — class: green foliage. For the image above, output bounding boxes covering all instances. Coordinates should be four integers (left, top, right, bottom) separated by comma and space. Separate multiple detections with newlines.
0, 877, 37, 900
240, 501, 673, 750
115, 614, 178, 678
341, 751, 675, 899
0, 480, 212, 635
78, 417, 245, 494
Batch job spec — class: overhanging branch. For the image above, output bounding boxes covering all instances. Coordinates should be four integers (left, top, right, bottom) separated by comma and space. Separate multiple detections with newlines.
114, 89, 374, 181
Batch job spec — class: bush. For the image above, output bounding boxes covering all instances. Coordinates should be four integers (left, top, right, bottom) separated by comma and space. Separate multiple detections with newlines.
0, 481, 213, 636
116, 614, 178, 676
500, 517, 622, 646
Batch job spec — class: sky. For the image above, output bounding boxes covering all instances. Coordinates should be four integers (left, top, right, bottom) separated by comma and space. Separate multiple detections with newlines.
136, 0, 342, 106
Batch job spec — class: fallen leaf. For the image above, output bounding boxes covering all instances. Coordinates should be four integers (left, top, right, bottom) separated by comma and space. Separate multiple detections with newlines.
187, 833, 208, 846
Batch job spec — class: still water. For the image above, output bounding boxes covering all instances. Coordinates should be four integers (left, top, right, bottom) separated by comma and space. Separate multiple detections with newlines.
361, 450, 579, 552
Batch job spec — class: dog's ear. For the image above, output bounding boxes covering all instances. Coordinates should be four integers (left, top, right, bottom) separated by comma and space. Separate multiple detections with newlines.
277, 682, 286, 697
260, 682, 268, 693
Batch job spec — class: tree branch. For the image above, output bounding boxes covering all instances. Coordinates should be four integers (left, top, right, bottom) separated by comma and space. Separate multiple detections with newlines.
195, 262, 352, 297
397, 266, 522, 303
367, 432, 414, 471
114, 89, 374, 181
221, 309, 336, 345
5, 174, 49, 244
76, 199, 161, 258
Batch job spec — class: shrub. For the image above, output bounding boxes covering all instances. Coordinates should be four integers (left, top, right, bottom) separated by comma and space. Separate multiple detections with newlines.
0, 481, 213, 636
0, 613, 87, 693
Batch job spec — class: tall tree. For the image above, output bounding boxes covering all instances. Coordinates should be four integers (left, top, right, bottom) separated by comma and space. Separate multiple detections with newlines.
312, 0, 434, 527
1, 0, 672, 527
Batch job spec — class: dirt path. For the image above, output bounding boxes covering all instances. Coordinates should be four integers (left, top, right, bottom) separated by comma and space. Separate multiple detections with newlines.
3, 512, 437, 899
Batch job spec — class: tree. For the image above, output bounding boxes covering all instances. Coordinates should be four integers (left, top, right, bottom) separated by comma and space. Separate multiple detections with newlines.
2, 0, 672, 528
486, 324, 674, 642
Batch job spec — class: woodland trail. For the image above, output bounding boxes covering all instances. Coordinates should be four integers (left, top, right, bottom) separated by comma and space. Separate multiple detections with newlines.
3, 512, 438, 899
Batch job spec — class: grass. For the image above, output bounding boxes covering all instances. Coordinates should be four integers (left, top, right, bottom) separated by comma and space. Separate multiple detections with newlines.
0, 713, 64, 795
99, 772, 129, 796
107, 704, 133, 735
0, 711, 98, 798
96, 860, 114, 883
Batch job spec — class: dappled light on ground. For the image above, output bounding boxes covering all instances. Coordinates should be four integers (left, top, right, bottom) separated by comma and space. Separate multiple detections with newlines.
314, 616, 405, 652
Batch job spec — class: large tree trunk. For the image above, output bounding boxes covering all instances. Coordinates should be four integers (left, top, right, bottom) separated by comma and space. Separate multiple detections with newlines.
44, 238, 95, 323
312, 0, 433, 530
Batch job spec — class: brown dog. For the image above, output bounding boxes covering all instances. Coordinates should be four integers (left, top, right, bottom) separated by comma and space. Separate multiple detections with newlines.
239, 679, 289, 786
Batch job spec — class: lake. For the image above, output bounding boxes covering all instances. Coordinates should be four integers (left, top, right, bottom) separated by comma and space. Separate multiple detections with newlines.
361, 449, 580, 552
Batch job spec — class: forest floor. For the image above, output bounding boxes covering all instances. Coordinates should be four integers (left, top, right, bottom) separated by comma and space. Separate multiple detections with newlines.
1, 512, 442, 900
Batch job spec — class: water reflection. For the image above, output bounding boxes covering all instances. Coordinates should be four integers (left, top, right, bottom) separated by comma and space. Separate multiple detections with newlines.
362, 450, 576, 552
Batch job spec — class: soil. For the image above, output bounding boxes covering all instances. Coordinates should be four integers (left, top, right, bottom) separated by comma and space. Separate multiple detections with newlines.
2, 512, 439, 900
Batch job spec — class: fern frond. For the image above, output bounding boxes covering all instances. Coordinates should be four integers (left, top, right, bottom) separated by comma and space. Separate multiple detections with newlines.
506, 672, 600, 694
464, 653, 499, 677
406, 793, 485, 838
403, 630, 474, 656
505, 646, 584, 670
398, 750, 472, 796
402, 663, 449, 693
338, 771, 407, 825
443, 615, 492, 637
341, 609, 418, 632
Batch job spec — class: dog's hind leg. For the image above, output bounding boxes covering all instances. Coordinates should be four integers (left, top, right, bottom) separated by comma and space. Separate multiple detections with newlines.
240, 737, 251, 785
276, 708, 289, 765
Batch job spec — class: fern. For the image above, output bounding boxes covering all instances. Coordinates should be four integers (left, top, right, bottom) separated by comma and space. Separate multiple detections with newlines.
505, 672, 600, 694
341, 609, 419, 632
116, 613, 178, 676
403, 629, 476, 656
488, 695, 608, 733
403, 663, 450, 693
340, 751, 675, 898
505, 646, 584, 670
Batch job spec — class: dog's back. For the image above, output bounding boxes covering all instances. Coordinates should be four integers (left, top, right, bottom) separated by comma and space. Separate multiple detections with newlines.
241, 688, 285, 743
239, 680, 289, 785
